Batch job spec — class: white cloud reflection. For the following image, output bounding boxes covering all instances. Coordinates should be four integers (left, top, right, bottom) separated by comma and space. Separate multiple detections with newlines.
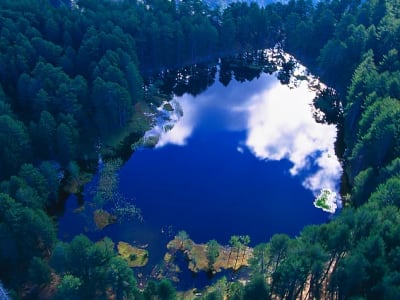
156, 98, 194, 147
147, 71, 342, 211
243, 81, 342, 196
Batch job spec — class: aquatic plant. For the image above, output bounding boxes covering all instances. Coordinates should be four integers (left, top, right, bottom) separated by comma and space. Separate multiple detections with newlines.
91, 158, 142, 224
111, 195, 143, 223
93, 158, 122, 207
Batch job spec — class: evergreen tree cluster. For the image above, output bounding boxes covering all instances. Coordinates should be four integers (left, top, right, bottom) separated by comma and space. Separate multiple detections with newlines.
0, 0, 400, 298
246, 0, 400, 298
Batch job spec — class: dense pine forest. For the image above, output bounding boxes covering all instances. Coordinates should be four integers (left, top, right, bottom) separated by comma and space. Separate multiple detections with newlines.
0, 0, 399, 298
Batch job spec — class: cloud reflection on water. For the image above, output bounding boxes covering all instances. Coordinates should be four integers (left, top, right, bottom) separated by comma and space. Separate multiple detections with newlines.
243, 80, 342, 197
152, 72, 342, 208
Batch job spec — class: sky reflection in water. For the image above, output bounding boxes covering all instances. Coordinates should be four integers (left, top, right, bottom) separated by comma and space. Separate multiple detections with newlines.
154, 73, 342, 203
58, 64, 343, 290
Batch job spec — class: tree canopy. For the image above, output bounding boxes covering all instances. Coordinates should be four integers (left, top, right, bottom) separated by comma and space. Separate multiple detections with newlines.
1, 0, 400, 298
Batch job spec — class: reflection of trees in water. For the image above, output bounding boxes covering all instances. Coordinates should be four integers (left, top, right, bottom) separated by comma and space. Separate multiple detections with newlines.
277, 58, 297, 85
155, 63, 218, 97
220, 50, 279, 85
149, 48, 312, 97
313, 87, 343, 125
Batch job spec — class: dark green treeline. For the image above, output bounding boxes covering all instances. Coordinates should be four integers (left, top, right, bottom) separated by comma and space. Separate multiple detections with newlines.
0, 0, 400, 298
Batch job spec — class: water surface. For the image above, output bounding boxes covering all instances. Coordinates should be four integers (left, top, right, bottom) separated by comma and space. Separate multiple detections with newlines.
119, 67, 341, 245
59, 56, 342, 288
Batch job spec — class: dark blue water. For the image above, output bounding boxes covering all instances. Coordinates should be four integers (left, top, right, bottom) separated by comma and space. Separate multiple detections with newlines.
119, 129, 326, 245
115, 74, 335, 248
59, 70, 341, 289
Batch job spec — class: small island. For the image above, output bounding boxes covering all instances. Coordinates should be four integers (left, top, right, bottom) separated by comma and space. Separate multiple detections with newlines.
314, 188, 337, 213
166, 232, 253, 273
117, 241, 149, 268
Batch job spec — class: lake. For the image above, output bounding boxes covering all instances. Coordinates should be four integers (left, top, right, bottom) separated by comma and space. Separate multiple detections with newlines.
58, 50, 342, 288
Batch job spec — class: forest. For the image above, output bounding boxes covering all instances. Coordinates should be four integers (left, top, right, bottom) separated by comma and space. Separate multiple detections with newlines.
0, 0, 400, 298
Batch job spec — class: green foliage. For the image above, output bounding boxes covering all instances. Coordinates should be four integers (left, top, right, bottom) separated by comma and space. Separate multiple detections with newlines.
143, 279, 176, 300
28, 256, 52, 286
30, 111, 57, 159
203, 290, 224, 300
206, 239, 220, 270
51, 235, 138, 299
352, 168, 376, 206
0, 193, 56, 284
348, 97, 400, 185
0, 115, 31, 179
1, 0, 400, 298
369, 177, 400, 207
250, 243, 269, 275
55, 274, 82, 300
345, 51, 379, 148
227, 281, 244, 300
242, 276, 270, 300
143, 280, 158, 300
107, 256, 139, 300
228, 235, 241, 268
157, 279, 177, 300
379, 158, 400, 184
18, 164, 49, 202
267, 234, 290, 273
50, 242, 68, 273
